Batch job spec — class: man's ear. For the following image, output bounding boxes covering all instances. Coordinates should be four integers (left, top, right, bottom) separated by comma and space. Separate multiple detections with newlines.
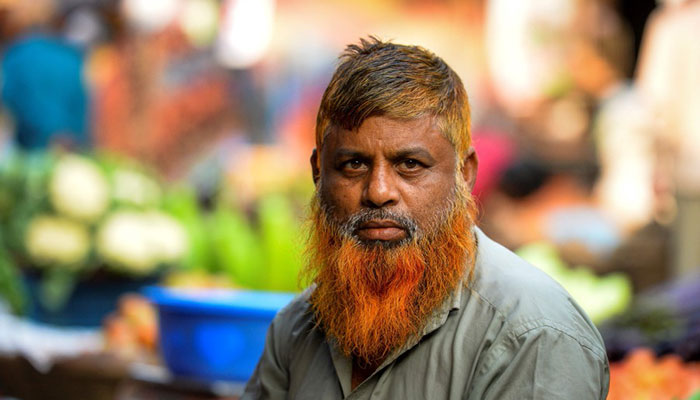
461, 146, 478, 192
310, 148, 320, 185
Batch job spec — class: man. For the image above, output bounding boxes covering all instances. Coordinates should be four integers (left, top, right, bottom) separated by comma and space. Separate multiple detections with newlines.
243, 37, 609, 399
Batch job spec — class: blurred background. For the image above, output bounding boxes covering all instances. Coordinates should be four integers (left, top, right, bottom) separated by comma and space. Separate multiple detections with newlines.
0, 0, 699, 398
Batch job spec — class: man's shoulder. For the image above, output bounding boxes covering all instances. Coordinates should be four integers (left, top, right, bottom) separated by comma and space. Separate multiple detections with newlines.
465, 228, 606, 357
273, 286, 315, 332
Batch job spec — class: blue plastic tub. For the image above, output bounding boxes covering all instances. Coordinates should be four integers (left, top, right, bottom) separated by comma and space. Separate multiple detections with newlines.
144, 286, 295, 383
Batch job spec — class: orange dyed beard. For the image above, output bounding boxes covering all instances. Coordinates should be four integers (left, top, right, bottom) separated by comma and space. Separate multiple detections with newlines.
303, 186, 478, 365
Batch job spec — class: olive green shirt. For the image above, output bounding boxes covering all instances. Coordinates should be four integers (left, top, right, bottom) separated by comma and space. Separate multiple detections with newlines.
242, 228, 610, 399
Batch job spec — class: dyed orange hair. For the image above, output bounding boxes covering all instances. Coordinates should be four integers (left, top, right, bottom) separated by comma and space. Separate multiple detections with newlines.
315, 36, 472, 166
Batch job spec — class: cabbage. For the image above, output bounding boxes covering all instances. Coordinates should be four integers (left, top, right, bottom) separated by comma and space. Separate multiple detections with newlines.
97, 210, 188, 275
25, 215, 90, 268
147, 211, 189, 263
49, 155, 110, 222
112, 169, 162, 207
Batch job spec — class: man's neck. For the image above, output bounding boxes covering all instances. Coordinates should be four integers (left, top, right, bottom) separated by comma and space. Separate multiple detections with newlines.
351, 356, 385, 390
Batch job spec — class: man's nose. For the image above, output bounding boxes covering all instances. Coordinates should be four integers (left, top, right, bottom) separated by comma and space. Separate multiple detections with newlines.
362, 163, 399, 208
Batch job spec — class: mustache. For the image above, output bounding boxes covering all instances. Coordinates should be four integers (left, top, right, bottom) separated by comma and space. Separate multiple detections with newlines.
315, 179, 464, 249
333, 208, 420, 246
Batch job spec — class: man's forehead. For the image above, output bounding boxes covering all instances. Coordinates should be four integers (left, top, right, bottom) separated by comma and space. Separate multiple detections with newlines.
322, 115, 447, 150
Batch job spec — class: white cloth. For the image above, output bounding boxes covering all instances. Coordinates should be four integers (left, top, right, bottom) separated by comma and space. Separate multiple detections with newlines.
0, 305, 103, 373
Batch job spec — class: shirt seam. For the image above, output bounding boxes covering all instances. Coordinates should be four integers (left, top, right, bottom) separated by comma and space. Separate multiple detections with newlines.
465, 286, 509, 323
513, 321, 607, 360
474, 318, 606, 378
466, 277, 606, 360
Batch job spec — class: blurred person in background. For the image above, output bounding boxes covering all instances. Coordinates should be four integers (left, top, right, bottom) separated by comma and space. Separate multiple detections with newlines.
636, 0, 700, 277
0, 0, 91, 151
243, 37, 609, 400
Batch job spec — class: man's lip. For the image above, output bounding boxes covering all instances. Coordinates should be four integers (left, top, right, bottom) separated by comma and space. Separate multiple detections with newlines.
356, 220, 407, 241
359, 219, 404, 229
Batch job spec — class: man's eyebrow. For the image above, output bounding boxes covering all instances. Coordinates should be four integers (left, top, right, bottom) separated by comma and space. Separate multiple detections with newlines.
391, 147, 436, 164
333, 148, 368, 159
333, 147, 437, 163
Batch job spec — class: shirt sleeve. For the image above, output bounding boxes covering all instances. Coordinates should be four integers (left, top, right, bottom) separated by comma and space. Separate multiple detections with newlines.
241, 317, 290, 400
468, 324, 610, 400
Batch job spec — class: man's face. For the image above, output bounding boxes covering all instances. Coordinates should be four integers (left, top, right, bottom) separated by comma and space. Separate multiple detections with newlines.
312, 115, 474, 244
306, 114, 478, 364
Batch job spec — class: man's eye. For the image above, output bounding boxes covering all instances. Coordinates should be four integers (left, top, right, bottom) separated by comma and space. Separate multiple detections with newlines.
348, 160, 363, 169
341, 159, 366, 172
401, 159, 421, 169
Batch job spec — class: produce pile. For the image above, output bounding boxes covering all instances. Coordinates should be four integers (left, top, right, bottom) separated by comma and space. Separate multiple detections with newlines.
600, 275, 700, 363
0, 151, 187, 314
516, 242, 633, 324
163, 145, 310, 293
103, 294, 158, 360
164, 186, 305, 293
0, 148, 308, 323
608, 348, 700, 400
